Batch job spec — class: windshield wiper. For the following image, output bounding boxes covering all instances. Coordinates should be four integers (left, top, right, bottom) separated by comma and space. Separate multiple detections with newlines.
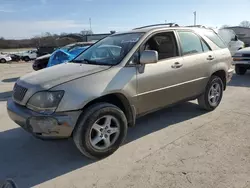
71, 59, 110, 65
71, 59, 91, 63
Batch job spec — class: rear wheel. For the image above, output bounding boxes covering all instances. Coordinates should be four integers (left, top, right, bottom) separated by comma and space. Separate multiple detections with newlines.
235, 65, 247, 75
198, 75, 223, 111
0, 58, 6, 63
73, 103, 128, 159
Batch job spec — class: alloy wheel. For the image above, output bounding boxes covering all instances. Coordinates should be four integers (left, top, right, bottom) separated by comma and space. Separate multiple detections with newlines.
89, 115, 120, 150
208, 83, 221, 106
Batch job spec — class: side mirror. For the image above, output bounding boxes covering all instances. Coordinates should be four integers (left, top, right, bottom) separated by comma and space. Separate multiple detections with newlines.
232, 35, 238, 41
140, 50, 158, 64
0, 179, 17, 188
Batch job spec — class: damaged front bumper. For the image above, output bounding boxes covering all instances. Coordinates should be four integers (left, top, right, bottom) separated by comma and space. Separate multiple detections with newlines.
7, 99, 81, 139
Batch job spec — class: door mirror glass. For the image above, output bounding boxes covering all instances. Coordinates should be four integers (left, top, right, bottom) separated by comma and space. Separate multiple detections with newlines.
140, 50, 158, 64
1, 179, 18, 188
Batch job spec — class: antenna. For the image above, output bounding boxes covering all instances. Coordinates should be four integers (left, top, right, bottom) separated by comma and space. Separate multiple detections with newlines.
89, 18, 92, 31
193, 11, 197, 26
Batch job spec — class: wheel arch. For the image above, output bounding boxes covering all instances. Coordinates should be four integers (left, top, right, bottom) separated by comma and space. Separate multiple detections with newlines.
0, 58, 7, 63
212, 70, 226, 90
81, 93, 136, 127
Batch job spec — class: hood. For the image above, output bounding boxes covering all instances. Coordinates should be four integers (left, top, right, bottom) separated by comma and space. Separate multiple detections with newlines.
36, 54, 51, 60
237, 47, 250, 54
19, 63, 111, 89
0, 54, 8, 58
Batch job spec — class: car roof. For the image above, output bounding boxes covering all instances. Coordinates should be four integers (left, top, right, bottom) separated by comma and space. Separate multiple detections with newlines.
113, 25, 212, 35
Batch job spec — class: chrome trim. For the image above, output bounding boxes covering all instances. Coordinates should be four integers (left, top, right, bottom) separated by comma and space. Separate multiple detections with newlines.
137, 77, 207, 96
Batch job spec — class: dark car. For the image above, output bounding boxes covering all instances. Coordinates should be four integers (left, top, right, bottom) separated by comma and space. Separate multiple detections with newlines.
37, 46, 56, 57
32, 54, 51, 71
10, 54, 21, 61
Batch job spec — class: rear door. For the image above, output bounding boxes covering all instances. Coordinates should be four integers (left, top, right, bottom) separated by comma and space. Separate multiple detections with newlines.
175, 30, 217, 99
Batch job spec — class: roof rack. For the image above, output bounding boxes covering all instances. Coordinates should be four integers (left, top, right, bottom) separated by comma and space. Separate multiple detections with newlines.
186, 25, 207, 28
133, 23, 179, 30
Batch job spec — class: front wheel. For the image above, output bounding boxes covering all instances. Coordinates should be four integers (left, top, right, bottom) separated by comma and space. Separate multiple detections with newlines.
0, 58, 6, 63
198, 75, 223, 111
73, 103, 128, 159
235, 65, 247, 75
23, 56, 30, 62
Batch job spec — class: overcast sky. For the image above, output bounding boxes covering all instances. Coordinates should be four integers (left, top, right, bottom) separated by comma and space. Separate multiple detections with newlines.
0, 0, 250, 39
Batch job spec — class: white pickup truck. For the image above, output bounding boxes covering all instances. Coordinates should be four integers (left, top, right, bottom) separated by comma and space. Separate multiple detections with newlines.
20, 50, 37, 61
215, 29, 245, 55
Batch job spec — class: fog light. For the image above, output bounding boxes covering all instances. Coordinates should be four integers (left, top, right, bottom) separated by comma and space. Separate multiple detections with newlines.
28, 117, 58, 132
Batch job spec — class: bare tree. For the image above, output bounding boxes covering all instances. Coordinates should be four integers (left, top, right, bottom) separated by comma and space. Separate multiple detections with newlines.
220, 25, 230, 29
239, 21, 250, 28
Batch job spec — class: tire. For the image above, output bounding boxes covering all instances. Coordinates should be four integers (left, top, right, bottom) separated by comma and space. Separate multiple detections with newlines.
23, 56, 30, 62
0, 58, 6, 63
198, 75, 223, 111
235, 65, 247, 75
73, 103, 128, 159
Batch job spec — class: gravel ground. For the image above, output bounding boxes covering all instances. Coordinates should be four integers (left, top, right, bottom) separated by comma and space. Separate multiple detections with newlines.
0, 64, 250, 188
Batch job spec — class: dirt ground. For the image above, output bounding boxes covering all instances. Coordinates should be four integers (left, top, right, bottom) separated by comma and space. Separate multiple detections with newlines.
0, 63, 250, 188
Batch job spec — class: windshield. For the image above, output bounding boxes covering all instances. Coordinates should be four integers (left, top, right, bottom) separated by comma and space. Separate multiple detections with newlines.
73, 33, 144, 65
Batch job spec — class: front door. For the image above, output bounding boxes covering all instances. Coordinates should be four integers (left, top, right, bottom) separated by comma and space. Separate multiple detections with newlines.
136, 31, 185, 114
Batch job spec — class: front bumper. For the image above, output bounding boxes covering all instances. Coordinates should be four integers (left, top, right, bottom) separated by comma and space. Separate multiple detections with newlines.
227, 68, 234, 83
7, 99, 81, 139
232, 60, 250, 65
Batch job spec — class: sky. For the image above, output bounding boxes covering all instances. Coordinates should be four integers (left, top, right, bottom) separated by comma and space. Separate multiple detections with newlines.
0, 0, 250, 39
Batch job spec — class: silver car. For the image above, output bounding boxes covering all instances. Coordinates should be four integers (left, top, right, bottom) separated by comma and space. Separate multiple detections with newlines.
7, 24, 234, 159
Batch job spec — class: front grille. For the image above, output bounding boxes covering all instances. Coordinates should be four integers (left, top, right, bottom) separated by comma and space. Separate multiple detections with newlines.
13, 83, 28, 102
242, 54, 250, 57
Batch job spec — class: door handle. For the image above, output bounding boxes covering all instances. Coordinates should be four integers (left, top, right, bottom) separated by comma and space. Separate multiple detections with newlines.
171, 62, 183, 68
207, 55, 214, 60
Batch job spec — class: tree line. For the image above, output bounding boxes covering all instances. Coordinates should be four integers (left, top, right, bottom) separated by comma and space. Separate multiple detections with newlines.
1, 21, 250, 49
221, 21, 250, 29
0, 30, 93, 49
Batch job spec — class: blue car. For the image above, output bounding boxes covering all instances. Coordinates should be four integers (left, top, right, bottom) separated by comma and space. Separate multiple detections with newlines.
47, 45, 90, 68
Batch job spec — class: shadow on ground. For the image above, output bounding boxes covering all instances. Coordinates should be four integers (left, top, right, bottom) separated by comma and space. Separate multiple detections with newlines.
1, 77, 19, 83
0, 101, 206, 187
228, 72, 250, 88
0, 91, 12, 101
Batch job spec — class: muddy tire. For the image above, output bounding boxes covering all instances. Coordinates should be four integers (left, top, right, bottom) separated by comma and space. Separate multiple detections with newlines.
198, 75, 223, 111
73, 103, 128, 159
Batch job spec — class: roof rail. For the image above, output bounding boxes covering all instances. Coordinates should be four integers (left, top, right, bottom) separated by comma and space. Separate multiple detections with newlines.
133, 23, 179, 30
186, 25, 207, 28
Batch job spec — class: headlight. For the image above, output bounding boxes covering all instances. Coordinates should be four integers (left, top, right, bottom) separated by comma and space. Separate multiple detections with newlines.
27, 91, 64, 114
